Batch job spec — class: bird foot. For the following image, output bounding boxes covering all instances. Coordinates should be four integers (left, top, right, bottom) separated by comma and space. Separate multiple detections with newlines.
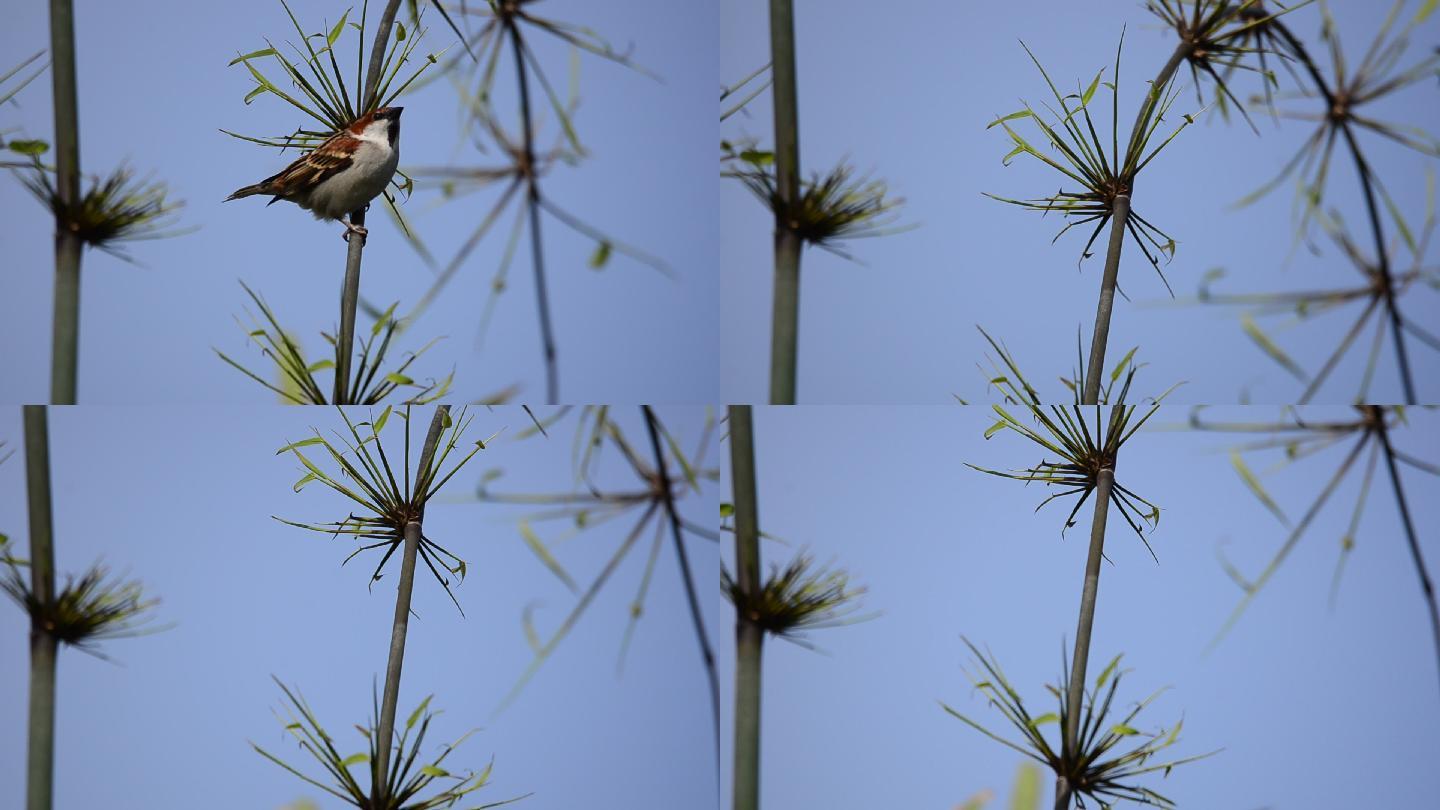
342, 220, 369, 245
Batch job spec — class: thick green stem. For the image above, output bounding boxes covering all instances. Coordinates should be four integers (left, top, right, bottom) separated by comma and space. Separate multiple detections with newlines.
47, 0, 80, 404
23, 405, 57, 810
769, 232, 802, 405
334, 0, 402, 405
1372, 409, 1440, 697
1082, 196, 1130, 405
372, 405, 448, 804
642, 407, 719, 741
504, 17, 558, 404
727, 405, 762, 810
1057, 467, 1114, 809
767, 0, 801, 405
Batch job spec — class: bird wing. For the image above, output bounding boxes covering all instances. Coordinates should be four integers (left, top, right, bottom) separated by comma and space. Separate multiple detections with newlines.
256, 131, 360, 198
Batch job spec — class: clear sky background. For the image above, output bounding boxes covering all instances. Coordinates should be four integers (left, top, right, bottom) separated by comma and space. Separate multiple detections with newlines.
717, 405, 1440, 808
0, 0, 718, 404
0, 405, 718, 810
720, 1, 1440, 404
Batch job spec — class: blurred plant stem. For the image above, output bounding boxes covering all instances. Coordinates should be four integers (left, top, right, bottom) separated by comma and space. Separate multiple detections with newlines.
1269, 22, 1416, 403
1082, 42, 1188, 405
23, 405, 56, 810
1372, 407, 1439, 693
47, 0, 80, 404
335, 0, 403, 404
767, 0, 800, 405
505, 15, 558, 404
727, 405, 762, 810
1056, 465, 1114, 810
371, 404, 448, 805
642, 406, 719, 738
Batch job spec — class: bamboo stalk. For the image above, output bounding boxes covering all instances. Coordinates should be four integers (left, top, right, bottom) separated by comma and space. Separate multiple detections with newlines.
23, 405, 57, 810
47, 0, 80, 404
1081, 42, 1189, 406
334, 0, 402, 405
641, 407, 719, 741
727, 405, 762, 810
767, 0, 801, 405
1372, 408, 1440, 697
372, 405, 449, 804
1055, 466, 1114, 810
504, 16, 559, 405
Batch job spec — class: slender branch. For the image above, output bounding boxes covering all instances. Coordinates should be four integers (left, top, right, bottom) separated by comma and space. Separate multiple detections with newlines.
1372, 408, 1440, 698
768, 0, 801, 405
505, 16, 559, 404
641, 407, 720, 749
1270, 22, 1415, 403
1082, 195, 1131, 404
727, 405, 762, 810
1083, 41, 1189, 406
23, 405, 57, 810
372, 405, 449, 805
335, 0, 404, 404
48, 0, 80, 404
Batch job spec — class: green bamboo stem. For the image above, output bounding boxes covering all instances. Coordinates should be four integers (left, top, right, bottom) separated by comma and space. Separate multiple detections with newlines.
1372, 409, 1440, 697
1081, 42, 1189, 406
767, 0, 801, 405
47, 0, 80, 405
727, 405, 762, 810
504, 15, 559, 405
372, 405, 449, 804
334, 0, 402, 405
23, 405, 57, 810
642, 407, 720, 741
1056, 466, 1115, 810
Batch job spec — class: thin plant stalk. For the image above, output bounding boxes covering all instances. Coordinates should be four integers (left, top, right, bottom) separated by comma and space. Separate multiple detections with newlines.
371, 404, 449, 805
727, 405, 762, 810
767, 0, 801, 405
642, 406, 719, 741
47, 0, 80, 404
1081, 42, 1189, 406
1056, 466, 1114, 810
23, 405, 57, 810
1269, 23, 1416, 403
335, 0, 403, 405
1082, 197, 1130, 403
1373, 408, 1440, 694
504, 15, 559, 405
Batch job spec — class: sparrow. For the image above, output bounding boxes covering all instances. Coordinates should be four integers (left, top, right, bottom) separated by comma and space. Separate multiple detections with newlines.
225, 106, 403, 243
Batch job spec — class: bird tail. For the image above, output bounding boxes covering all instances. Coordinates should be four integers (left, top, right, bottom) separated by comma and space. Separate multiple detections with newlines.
225, 183, 267, 202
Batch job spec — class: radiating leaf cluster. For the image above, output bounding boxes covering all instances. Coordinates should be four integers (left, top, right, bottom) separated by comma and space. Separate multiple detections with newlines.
969, 329, 1174, 557
724, 141, 909, 259
19, 165, 186, 260
943, 639, 1215, 808
722, 553, 869, 647
0, 536, 162, 659
275, 406, 488, 611
986, 34, 1202, 291
254, 678, 524, 810
1190, 405, 1439, 644
478, 406, 718, 711
217, 282, 452, 405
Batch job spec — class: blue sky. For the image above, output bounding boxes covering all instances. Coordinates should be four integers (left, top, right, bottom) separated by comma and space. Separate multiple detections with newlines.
717, 405, 1440, 808
0, 0, 717, 404
0, 405, 718, 810
720, 0, 1440, 404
